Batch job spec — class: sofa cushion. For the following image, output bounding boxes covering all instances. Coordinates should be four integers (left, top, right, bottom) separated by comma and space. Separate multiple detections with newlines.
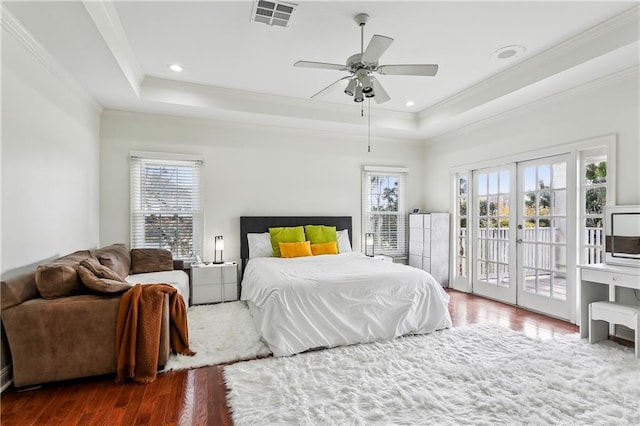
78, 264, 132, 294
80, 258, 124, 281
34, 250, 91, 299
1, 272, 40, 310
130, 249, 174, 274
90, 244, 131, 279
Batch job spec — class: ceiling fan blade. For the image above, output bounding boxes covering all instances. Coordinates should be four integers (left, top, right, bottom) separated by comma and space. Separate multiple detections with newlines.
377, 64, 439, 76
311, 76, 350, 99
361, 35, 394, 63
370, 77, 390, 104
294, 61, 347, 71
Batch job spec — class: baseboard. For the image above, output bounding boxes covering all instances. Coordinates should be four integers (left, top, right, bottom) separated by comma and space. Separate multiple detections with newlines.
1, 363, 13, 393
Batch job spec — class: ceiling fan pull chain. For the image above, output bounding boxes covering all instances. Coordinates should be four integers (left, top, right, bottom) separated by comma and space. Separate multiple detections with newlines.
368, 100, 371, 153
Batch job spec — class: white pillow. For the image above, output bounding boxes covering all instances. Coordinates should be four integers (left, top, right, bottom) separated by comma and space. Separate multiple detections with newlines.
337, 229, 352, 253
247, 232, 273, 258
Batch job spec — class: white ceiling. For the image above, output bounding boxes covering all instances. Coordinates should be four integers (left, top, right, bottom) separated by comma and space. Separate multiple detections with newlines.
3, 1, 639, 140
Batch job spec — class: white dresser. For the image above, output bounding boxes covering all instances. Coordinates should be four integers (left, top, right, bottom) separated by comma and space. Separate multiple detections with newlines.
409, 213, 450, 286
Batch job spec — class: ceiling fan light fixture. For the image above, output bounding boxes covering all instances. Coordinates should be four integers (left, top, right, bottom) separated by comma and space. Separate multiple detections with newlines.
344, 79, 358, 96
294, 11, 438, 105
360, 74, 373, 94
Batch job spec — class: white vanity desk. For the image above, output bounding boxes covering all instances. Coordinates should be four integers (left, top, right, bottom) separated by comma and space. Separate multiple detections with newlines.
579, 263, 640, 338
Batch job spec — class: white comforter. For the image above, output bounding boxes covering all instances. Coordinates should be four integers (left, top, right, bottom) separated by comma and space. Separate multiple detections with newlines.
241, 252, 452, 357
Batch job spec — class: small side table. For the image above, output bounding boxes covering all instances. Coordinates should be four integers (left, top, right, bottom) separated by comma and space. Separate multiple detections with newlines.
190, 262, 238, 305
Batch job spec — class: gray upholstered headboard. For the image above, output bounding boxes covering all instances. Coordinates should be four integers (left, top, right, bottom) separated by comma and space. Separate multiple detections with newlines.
240, 216, 353, 269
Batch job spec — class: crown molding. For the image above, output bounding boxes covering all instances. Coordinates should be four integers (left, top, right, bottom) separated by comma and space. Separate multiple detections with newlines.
82, 0, 143, 97
1, 5, 102, 113
425, 65, 639, 143
417, 4, 640, 126
140, 76, 419, 134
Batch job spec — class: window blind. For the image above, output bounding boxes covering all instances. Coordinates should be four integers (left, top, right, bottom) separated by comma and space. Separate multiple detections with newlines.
130, 155, 203, 259
362, 167, 408, 256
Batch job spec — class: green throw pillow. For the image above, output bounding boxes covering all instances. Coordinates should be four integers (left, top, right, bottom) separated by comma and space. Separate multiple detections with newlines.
304, 225, 338, 245
269, 226, 306, 257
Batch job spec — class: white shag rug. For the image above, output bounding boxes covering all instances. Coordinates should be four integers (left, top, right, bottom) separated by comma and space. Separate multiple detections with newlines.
161, 301, 271, 372
224, 324, 640, 425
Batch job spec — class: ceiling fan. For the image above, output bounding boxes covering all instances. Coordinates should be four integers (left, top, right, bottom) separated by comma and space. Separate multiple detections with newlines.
294, 13, 438, 104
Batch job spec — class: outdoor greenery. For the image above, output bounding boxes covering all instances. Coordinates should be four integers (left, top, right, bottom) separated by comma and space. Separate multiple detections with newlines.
584, 161, 607, 227
458, 161, 607, 230
368, 175, 400, 252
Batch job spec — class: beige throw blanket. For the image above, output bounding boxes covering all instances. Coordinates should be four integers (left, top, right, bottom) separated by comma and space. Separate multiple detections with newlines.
116, 284, 195, 384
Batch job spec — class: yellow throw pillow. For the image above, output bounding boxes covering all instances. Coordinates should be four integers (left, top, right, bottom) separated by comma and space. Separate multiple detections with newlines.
279, 241, 313, 258
311, 241, 338, 256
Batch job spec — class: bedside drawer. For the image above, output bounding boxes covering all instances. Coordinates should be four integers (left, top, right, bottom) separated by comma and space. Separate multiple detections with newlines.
222, 265, 237, 283
224, 283, 237, 301
192, 284, 223, 304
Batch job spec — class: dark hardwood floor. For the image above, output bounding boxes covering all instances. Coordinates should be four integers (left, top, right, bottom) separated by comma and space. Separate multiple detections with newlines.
0, 290, 580, 425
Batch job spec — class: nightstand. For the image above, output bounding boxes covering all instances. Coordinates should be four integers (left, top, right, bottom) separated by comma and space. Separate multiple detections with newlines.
190, 262, 238, 305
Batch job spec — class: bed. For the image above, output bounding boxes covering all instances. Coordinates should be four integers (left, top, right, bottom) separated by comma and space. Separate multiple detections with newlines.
240, 216, 452, 357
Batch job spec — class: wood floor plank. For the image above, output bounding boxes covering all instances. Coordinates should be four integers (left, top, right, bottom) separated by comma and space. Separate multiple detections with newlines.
193, 366, 210, 425
1, 290, 591, 425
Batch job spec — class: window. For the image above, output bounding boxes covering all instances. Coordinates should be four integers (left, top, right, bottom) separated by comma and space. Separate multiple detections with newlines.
130, 152, 203, 259
454, 173, 469, 279
362, 166, 408, 256
579, 148, 608, 264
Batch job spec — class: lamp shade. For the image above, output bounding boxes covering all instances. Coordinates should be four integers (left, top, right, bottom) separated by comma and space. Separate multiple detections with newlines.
344, 78, 357, 96
360, 74, 373, 94
354, 85, 364, 103
365, 233, 374, 256
213, 235, 224, 263
215, 236, 224, 251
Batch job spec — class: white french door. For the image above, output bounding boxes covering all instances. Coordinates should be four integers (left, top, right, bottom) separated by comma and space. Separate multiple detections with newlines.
471, 154, 575, 319
472, 165, 517, 304
516, 155, 574, 319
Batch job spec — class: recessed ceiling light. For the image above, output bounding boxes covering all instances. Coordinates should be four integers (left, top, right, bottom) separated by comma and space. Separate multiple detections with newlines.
405, 100, 415, 106
169, 64, 183, 72
491, 45, 526, 62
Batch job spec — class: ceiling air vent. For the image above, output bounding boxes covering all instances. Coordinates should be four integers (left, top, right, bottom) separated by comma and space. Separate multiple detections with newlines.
251, 0, 297, 27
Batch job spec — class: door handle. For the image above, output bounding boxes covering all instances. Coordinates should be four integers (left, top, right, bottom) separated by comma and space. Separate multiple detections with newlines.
516, 238, 523, 244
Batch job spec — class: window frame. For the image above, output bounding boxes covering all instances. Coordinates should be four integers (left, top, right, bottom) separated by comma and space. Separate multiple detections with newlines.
578, 146, 611, 265
130, 151, 203, 260
361, 166, 409, 257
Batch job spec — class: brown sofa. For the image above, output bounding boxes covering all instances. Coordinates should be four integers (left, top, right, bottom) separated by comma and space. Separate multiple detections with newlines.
0, 244, 189, 388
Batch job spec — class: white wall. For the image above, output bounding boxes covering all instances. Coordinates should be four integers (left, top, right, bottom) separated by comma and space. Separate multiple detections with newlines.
422, 68, 640, 211
1, 27, 101, 381
422, 67, 639, 325
100, 111, 424, 263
